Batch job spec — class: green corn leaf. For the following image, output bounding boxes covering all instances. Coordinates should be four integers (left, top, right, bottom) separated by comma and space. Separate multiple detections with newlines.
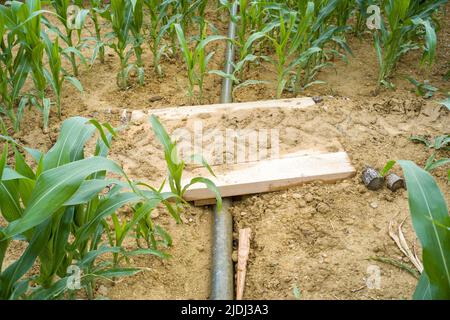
125, 247, 171, 259
182, 177, 222, 213
381, 160, 397, 176
43, 117, 96, 170
425, 158, 450, 172
1, 156, 124, 240
208, 70, 238, 82
89, 267, 141, 279
0, 219, 51, 299
65, 76, 83, 93
412, 17, 437, 66
74, 192, 142, 245
77, 246, 123, 269
397, 160, 450, 299
413, 272, 432, 300
64, 179, 126, 206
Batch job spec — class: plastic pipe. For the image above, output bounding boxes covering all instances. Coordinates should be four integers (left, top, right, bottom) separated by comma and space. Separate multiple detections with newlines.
210, 1, 238, 300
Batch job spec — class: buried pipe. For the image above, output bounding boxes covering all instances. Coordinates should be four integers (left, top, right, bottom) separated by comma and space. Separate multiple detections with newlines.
210, 2, 238, 301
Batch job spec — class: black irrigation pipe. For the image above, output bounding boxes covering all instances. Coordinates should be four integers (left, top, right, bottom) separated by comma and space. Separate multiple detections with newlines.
210, 1, 238, 301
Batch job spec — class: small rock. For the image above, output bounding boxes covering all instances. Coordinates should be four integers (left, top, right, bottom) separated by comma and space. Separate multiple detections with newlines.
120, 109, 128, 124
298, 199, 307, 208
97, 285, 108, 296
300, 206, 316, 216
312, 96, 323, 103
305, 193, 314, 203
316, 202, 331, 214
240, 211, 247, 217
149, 95, 163, 102
384, 193, 394, 202
150, 209, 159, 219
232, 250, 238, 263
370, 202, 378, 209
130, 110, 146, 124
292, 193, 301, 199
180, 215, 189, 224
358, 185, 367, 194
197, 245, 204, 252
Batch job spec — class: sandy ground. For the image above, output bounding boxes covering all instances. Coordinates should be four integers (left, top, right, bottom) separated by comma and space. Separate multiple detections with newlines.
2, 3, 449, 300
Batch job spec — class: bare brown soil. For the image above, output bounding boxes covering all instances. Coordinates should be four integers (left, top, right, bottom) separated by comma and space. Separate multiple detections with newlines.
2, 4, 449, 300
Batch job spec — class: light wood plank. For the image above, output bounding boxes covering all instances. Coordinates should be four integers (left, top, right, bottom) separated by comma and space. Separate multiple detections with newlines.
236, 228, 251, 300
174, 151, 355, 202
149, 97, 316, 119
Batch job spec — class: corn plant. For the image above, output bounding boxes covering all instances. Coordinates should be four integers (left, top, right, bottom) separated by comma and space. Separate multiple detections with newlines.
44, 0, 89, 77
219, 0, 270, 75
0, 9, 29, 130
129, 0, 144, 82
0, 0, 52, 131
406, 77, 438, 98
175, 23, 227, 102
209, 53, 270, 97
334, 0, 356, 28
262, 2, 351, 97
383, 161, 450, 299
0, 117, 178, 299
410, 134, 450, 177
150, 115, 222, 213
144, 0, 180, 76
88, 0, 109, 64
374, 0, 446, 88
42, 34, 83, 119
100, 0, 144, 89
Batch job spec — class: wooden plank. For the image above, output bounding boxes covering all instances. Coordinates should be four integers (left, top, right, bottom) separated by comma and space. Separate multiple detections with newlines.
176, 151, 355, 202
149, 97, 315, 119
236, 228, 251, 300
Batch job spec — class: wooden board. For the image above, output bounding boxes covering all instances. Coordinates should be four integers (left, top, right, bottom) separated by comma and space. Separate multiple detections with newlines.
149, 97, 316, 119
171, 151, 355, 203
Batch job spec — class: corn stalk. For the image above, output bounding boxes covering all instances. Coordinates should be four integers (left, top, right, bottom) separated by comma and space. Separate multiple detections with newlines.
374, 0, 446, 88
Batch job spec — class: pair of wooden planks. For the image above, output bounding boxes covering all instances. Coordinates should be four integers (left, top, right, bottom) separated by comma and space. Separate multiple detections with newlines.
151, 97, 356, 204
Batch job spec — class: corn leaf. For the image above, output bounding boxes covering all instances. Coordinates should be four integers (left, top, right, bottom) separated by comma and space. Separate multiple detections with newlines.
398, 160, 450, 299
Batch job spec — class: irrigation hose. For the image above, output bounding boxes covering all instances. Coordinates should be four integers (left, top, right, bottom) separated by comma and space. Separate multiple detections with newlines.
210, 2, 238, 301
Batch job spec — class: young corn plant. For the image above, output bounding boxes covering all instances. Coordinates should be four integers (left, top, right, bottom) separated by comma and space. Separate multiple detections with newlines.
175, 23, 227, 102
88, 0, 109, 64
0, 117, 176, 299
0, 0, 52, 131
406, 76, 438, 98
0, 9, 29, 131
129, 0, 145, 83
150, 115, 222, 213
101, 0, 144, 89
42, 34, 84, 119
334, 0, 356, 29
263, 1, 351, 98
144, 0, 180, 76
374, 0, 446, 88
410, 134, 450, 177
44, 0, 89, 77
